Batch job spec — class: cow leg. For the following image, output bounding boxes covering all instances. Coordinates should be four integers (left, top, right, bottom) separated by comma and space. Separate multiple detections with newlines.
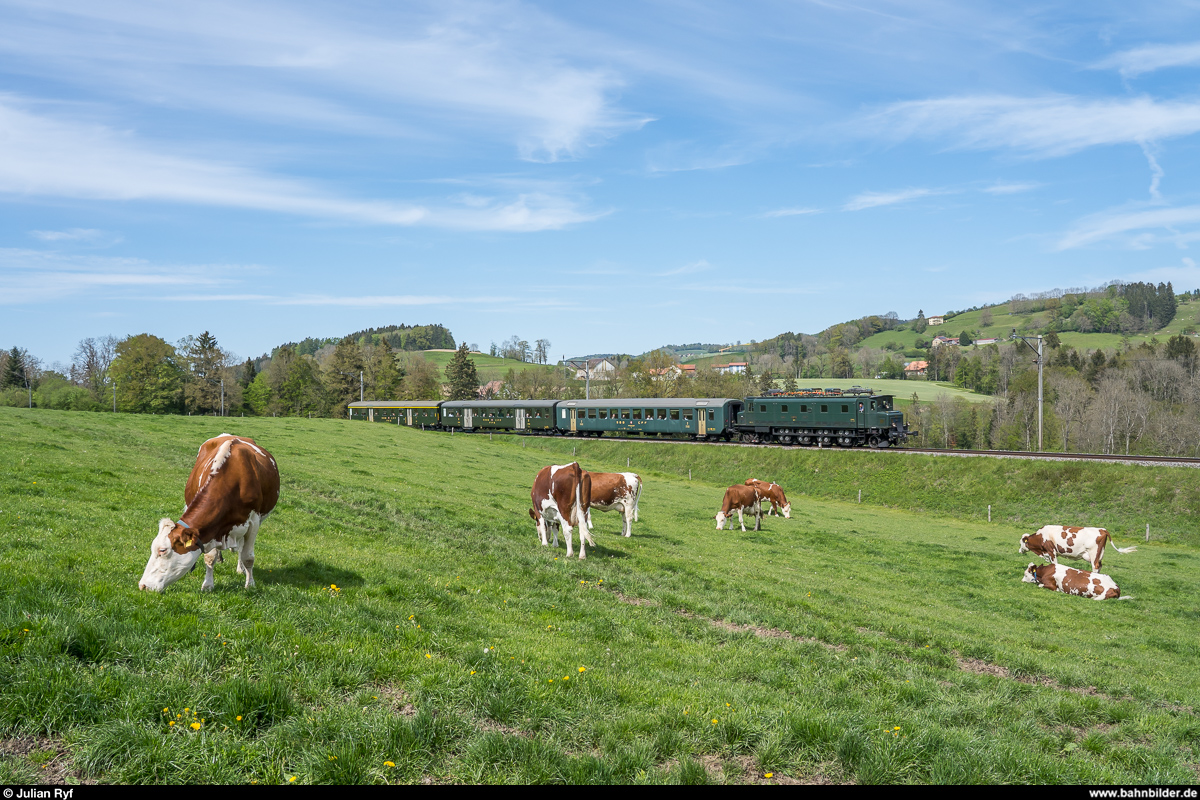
201, 548, 220, 592
623, 501, 633, 537
755, 508, 762, 531
738, 508, 746, 532
239, 524, 257, 589
563, 521, 574, 558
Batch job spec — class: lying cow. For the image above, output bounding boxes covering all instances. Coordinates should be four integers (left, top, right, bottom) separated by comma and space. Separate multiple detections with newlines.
744, 479, 791, 518
1019, 525, 1137, 573
1022, 563, 1130, 601
139, 434, 279, 593
715, 484, 763, 531
585, 472, 642, 537
529, 462, 594, 559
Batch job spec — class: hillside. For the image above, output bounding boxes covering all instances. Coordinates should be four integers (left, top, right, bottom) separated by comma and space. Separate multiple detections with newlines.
418, 351, 559, 384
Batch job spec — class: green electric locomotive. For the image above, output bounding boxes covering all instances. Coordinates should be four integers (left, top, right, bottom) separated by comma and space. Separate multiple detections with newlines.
732, 387, 909, 447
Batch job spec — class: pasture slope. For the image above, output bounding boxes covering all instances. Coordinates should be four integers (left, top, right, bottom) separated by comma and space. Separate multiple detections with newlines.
0, 407, 1198, 785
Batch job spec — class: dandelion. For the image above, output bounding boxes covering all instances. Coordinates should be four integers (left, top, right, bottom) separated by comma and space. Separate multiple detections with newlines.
236, 716, 243, 721
578, 667, 586, 673
563, 676, 569, 681
425, 653, 431, 659
384, 762, 395, 768
765, 773, 773, 778
288, 776, 296, 783
168, 721, 175, 726
712, 719, 718, 725
163, 707, 169, 713
191, 722, 201, 730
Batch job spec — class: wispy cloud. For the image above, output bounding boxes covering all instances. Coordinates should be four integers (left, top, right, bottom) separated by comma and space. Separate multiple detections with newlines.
656, 259, 712, 277
762, 207, 821, 218
866, 95, 1200, 157
28, 228, 121, 244
1056, 204, 1200, 250
0, 99, 603, 231
982, 181, 1039, 195
0, 248, 230, 304
843, 188, 943, 212
1096, 41, 1200, 78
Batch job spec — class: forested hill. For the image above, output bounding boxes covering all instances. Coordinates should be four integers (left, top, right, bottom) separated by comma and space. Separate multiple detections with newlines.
276, 323, 455, 358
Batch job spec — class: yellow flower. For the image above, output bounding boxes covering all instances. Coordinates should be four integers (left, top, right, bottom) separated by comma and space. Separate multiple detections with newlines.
163, 707, 169, 712
236, 716, 243, 721
425, 653, 431, 658
288, 776, 296, 783
191, 722, 201, 730
765, 773, 773, 778
578, 667, 586, 673
384, 761, 395, 768
168, 721, 175, 726
712, 719, 718, 724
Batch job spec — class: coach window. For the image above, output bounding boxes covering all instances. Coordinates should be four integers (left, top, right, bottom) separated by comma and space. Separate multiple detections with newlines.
632, 409, 642, 420
610, 408, 618, 419
708, 409, 715, 421
683, 409, 693, 420
622, 409, 630, 419
588, 408, 596, 418
657, 408, 667, 420
670, 409, 680, 420
598, 409, 607, 419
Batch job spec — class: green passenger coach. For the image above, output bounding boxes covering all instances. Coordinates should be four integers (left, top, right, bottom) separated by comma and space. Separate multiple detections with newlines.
347, 400, 442, 427
558, 398, 741, 439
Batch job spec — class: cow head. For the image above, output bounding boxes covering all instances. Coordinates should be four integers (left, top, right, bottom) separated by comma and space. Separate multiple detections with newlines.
138, 518, 203, 592
1021, 563, 1041, 585
1018, 533, 1036, 555
715, 511, 728, 530
780, 502, 791, 519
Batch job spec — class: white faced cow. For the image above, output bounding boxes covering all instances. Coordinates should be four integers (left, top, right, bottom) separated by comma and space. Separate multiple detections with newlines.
1019, 525, 1136, 573
1022, 563, 1129, 601
529, 462, 594, 559
139, 434, 279, 593
744, 479, 791, 518
715, 484, 763, 532
585, 472, 642, 537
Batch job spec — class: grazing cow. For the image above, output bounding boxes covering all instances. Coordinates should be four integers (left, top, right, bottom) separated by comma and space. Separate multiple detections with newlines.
585, 472, 642, 537
715, 484, 763, 531
1019, 525, 1137, 573
139, 434, 279, 593
744, 479, 791, 518
1022, 563, 1130, 601
528, 462, 594, 558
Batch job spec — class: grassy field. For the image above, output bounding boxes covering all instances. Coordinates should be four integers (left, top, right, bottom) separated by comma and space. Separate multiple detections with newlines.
1, 408, 1198, 784
766, 379, 994, 406
417, 351, 559, 384
859, 299, 1200, 353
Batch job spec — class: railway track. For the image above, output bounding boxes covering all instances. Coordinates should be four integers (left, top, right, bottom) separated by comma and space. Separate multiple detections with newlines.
509, 431, 1200, 468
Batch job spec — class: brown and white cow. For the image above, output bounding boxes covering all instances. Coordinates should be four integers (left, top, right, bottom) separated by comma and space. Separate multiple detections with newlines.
744, 479, 791, 518
139, 434, 279, 593
715, 484, 763, 531
528, 462, 594, 559
585, 472, 642, 537
1019, 525, 1137, 573
1022, 563, 1130, 601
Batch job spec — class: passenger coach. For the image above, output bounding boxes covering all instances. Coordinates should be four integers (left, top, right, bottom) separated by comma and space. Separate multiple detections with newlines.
558, 398, 741, 439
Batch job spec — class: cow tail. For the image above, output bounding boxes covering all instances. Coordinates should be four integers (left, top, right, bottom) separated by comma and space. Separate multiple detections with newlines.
1109, 531, 1138, 555
633, 476, 641, 522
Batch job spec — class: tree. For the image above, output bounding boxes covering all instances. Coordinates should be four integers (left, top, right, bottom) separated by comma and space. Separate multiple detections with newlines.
445, 343, 479, 400
179, 331, 231, 415
71, 336, 117, 400
2, 346, 26, 389
400, 354, 441, 399
959, 330, 973, 347
110, 334, 184, 414
534, 339, 551, 365
363, 340, 402, 399
980, 308, 993, 327
913, 310, 928, 335
324, 338, 364, 418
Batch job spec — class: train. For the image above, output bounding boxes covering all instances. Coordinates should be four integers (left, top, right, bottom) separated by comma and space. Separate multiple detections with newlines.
348, 386, 911, 448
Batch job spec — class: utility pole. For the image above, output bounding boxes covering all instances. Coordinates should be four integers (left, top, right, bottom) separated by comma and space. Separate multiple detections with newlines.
1011, 330, 1044, 451
360, 370, 364, 402
113, 380, 116, 413
221, 378, 225, 417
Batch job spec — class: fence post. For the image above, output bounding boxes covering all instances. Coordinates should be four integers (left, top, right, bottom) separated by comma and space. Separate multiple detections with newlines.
988, 505, 991, 523
1146, 523, 1150, 542
858, 489, 861, 504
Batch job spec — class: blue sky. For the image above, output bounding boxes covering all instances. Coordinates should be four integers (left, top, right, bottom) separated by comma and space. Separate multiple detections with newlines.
4, 0, 1200, 365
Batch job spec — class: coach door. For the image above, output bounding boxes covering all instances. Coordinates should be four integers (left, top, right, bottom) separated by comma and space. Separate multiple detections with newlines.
516, 409, 526, 430
406, 409, 413, 426
464, 408, 474, 428
698, 410, 706, 437
570, 407, 578, 432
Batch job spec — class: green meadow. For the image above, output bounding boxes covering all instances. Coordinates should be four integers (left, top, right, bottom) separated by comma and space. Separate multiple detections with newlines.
1, 408, 1198, 784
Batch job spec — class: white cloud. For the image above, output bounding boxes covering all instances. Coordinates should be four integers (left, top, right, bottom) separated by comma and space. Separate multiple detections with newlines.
0, 248, 230, 304
0, 0, 650, 161
0, 99, 602, 231
982, 182, 1039, 195
762, 207, 821, 218
843, 188, 942, 212
1056, 204, 1200, 250
868, 95, 1200, 157
1096, 41, 1200, 78
28, 228, 119, 243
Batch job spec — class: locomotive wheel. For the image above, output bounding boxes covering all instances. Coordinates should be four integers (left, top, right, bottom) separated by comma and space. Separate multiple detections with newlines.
780, 435, 793, 445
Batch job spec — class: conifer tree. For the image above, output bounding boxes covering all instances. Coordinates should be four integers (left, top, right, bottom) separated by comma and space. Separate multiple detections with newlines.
446, 343, 479, 400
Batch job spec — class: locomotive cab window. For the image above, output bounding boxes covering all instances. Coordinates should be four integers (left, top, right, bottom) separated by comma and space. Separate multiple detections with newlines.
821, 405, 828, 412
760, 405, 766, 412
842, 405, 849, 413
781, 405, 788, 412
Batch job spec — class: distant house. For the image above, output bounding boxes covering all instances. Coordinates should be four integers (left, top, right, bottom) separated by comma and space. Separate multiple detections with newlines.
904, 360, 929, 376
713, 362, 748, 375
927, 316, 945, 326
974, 338, 1000, 346
575, 358, 617, 381
930, 335, 958, 349
478, 380, 504, 398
